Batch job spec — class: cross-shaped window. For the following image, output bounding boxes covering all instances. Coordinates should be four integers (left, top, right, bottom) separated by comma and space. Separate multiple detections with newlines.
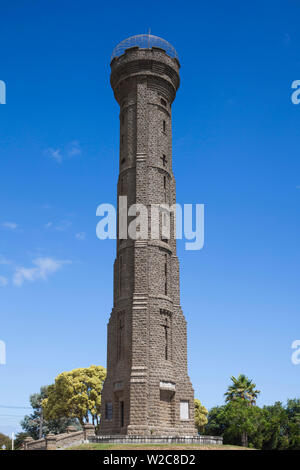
160, 154, 167, 167
117, 315, 124, 360
160, 317, 170, 360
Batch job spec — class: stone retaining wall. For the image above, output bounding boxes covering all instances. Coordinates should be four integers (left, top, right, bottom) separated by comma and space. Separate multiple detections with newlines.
22, 424, 223, 449
22, 424, 95, 450
91, 434, 223, 445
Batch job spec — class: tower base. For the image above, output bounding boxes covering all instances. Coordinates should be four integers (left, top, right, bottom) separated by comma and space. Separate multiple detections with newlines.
90, 435, 223, 446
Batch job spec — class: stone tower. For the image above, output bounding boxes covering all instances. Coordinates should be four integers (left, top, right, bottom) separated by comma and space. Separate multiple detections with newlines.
99, 34, 196, 436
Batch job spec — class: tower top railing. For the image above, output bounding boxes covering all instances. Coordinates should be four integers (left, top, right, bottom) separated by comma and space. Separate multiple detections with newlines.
111, 34, 179, 62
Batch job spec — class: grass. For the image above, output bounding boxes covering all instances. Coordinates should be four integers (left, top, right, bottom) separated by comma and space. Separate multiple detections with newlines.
67, 443, 253, 450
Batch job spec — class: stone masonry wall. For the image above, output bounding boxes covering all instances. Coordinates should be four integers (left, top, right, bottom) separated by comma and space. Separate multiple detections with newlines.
22, 424, 223, 449
99, 45, 197, 436
22, 424, 95, 450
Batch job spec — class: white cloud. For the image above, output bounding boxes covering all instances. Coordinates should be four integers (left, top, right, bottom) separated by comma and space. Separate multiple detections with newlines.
0, 276, 8, 287
44, 148, 63, 163
2, 222, 18, 230
55, 221, 72, 231
45, 141, 82, 163
67, 140, 81, 157
75, 232, 86, 240
44, 220, 71, 231
13, 257, 71, 286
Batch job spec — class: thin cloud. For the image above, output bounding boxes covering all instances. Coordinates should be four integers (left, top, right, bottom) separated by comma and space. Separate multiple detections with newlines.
0, 276, 8, 287
45, 141, 82, 163
45, 148, 63, 163
13, 257, 71, 286
55, 221, 72, 231
2, 222, 18, 230
66, 140, 81, 157
75, 232, 86, 240
44, 221, 71, 231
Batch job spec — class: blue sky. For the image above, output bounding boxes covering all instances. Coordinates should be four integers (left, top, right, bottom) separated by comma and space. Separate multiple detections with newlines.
0, 0, 300, 435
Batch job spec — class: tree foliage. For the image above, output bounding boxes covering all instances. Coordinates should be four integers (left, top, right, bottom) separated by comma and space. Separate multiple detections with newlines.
205, 398, 300, 449
42, 365, 106, 428
204, 375, 300, 449
194, 399, 208, 433
224, 374, 260, 405
21, 386, 79, 439
14, 432, 30, 450
0, 432, 11, 450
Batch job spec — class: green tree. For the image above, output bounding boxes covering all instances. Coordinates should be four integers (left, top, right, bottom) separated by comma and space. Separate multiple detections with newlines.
42, 365, 106, 429
0, 432, 11, 450
194, 399, 208, 433
224, 374, 261, 447
219, 399, 265, 448
21, 386, 48, 439
206, 398, 300, 450
205, 405, 227, 437
224, 374, 260, 405
261, 402, 289, 450
21, 386, 78, 439
286, 398, 300, 423
285, 399, 300, 450
14, 432, 29, 450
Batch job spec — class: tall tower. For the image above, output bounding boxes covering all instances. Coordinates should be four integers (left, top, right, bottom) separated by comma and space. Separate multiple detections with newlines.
99, 34, 196, 436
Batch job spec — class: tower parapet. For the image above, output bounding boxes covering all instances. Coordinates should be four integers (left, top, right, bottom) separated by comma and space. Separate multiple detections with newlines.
110, 45, 180, 105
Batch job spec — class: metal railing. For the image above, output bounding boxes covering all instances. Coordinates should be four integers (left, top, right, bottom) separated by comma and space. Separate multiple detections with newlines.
111, 34, 179, 62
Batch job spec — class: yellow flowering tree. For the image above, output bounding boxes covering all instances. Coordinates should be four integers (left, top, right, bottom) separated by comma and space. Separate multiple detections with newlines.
42, 365, 106, 428
194, 399, 208, 434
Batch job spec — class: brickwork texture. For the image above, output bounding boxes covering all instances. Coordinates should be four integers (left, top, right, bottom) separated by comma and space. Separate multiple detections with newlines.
99, 43, 197, 436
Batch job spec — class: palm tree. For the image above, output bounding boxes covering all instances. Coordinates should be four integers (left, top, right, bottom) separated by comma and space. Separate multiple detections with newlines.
224, 374, 260, 405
